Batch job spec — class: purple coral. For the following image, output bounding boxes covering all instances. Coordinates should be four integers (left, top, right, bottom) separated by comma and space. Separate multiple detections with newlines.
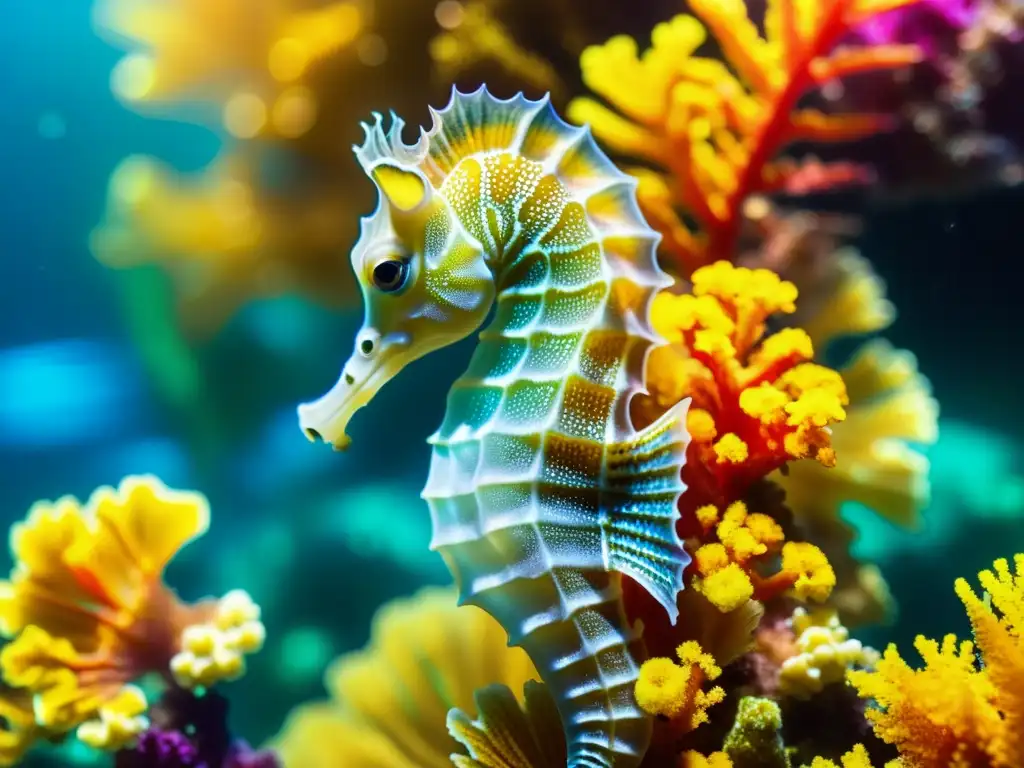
116, 729, 203, 768
855, 0, 980, 56
115, 688, 281, 768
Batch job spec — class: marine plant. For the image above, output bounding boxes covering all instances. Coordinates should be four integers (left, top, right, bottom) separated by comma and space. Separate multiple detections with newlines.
0, 476, 275, 767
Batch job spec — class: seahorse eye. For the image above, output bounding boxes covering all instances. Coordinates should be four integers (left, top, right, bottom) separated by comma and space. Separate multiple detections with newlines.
372, 259, 408, 293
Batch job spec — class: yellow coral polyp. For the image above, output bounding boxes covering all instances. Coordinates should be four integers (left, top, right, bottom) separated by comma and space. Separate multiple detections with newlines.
698, 564, 755, 613
635, 657, 689, 718
714, 434, 749, 464
688, 499, 835, 612
641, 262, 847, 515
781, 542, 837, 603
807, 744, 882, 768
683, 751, 734, 768
170, 589, 266, 689
779, 609, 878, 698
636, 642, 724, 731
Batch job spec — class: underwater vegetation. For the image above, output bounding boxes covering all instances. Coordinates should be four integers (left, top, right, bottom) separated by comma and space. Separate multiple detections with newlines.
6, 0, 1024, 767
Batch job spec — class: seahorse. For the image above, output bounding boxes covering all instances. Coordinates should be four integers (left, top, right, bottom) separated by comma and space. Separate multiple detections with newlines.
297, 87, 691, 768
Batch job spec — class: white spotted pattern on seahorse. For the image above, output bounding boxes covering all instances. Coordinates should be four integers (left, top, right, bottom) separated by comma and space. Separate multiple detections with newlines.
297, 86, 691, 768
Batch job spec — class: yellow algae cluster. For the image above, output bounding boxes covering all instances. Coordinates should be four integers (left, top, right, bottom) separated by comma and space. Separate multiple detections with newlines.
568, 0, 923, 272
0, 476, 265, 764
272, 586, 538, 768
849, 554, 1024, 768
778, 608, 878, 698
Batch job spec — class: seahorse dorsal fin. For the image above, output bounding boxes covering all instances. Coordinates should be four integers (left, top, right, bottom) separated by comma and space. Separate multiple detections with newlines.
605, 397, 692, 624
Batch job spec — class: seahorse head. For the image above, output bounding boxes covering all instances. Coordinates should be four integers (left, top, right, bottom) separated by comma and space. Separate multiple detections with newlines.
298, 113, 495, 450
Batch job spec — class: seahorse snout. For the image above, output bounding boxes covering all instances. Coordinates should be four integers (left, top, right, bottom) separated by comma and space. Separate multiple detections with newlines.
297, 328, 413, 451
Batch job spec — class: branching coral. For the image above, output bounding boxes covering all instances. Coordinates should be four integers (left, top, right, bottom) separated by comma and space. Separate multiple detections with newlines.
271, 586, 538, 768
635, 261, 839, 613
567, 0, 923, 272
848, 554, 1024, 767
0, 476, 266, 763
636, 641, 726, 729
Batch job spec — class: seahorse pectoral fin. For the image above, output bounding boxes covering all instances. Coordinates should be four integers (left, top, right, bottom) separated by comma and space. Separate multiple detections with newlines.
604, 398, 692, 624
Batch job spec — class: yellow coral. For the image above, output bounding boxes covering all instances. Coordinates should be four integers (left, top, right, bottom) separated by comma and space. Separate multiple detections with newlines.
76, 685, 149, 751
684, 751, 734, 768
635, 641, 724, 731
781, 542, 838, 603
849, 554, 1024, 768
641, 262, 848, 494
271, 586, 538, 768
806, 744, 887, 768
689, 500, 834, 612
779, 608, 878, 698
0, 476, 257, 763
568, 2, 921, 271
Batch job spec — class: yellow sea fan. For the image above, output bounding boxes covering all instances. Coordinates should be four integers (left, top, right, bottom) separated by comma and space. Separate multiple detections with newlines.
271, 586, 538, 768
568, 0, 922, 271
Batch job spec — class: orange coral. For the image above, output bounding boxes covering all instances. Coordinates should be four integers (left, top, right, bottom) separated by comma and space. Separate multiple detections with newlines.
0, 476, 265, 762
568, 0, 922, 271
848, 554, 1024, 768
